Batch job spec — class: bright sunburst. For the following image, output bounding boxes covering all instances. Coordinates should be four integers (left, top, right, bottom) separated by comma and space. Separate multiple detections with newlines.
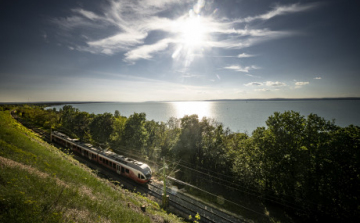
171, 0, 210, 63
179, 15, 206, 47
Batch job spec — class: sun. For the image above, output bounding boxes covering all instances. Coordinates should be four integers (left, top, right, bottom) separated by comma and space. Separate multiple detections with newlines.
180, 16, 206, 47
174, 14, 207, 48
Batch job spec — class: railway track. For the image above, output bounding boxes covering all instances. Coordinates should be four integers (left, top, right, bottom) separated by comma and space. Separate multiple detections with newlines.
11, 112, 245, 223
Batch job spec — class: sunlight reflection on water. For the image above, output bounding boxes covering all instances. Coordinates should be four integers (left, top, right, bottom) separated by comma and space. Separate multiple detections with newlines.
170, 101, 213, 120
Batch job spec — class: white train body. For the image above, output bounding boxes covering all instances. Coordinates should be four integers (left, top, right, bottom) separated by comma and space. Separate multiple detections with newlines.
51, 131, 151, 184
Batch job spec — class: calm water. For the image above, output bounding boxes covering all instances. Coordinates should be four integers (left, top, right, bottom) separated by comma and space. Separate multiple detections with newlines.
49, 100, 360, 134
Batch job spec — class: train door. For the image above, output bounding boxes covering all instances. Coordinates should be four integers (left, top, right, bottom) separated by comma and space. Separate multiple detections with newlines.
88, 152, 92, 160
121, 166, 125, 174
116, 165, 121, 175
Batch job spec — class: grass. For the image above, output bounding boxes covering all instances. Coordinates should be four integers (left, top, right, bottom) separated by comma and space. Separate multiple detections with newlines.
0, 111, 183, 223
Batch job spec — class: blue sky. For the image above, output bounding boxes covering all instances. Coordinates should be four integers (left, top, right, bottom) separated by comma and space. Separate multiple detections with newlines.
1, 0, 360, 102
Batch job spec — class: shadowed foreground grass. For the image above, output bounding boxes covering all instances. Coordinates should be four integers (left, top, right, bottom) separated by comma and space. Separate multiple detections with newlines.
0, 111, 183, 223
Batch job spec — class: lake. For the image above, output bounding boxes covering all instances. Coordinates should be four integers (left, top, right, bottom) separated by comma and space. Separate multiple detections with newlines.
49, 100, 360, 134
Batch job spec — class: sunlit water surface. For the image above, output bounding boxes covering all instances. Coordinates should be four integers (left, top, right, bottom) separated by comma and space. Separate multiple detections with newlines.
49, 100, 360, 134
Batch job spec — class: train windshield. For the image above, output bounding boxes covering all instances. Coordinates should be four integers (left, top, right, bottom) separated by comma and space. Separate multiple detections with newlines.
140, 164, 152, 179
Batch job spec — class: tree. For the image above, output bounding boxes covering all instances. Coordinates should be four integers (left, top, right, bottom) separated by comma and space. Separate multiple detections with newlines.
73, 111, 92, 141
122, 112, 148, 154
89, 113, 115, 146
110, 114, 127, 149
60, 105, 79, 132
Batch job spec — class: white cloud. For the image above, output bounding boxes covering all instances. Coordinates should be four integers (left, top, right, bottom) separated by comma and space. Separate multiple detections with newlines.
88, 33, 146, 48
244, 82, 263, 86
52, 0, 319, 63
295, 82, 310, 86
265, 81, 286, 87
254, 88, 270, 92
224, 65, 259, 73
124, 38, 173, 61
72, 8, 103, 21
295, 81, 310, 89
314, 77, 322, 80
237, 53, 254, 58
234, 3, 320, 23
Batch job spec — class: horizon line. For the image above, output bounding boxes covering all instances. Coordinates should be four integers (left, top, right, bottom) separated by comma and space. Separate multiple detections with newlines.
1, 97, 360, 105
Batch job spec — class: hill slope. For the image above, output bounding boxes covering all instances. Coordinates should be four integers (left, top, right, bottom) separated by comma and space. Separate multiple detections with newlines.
0, 111, 182, 223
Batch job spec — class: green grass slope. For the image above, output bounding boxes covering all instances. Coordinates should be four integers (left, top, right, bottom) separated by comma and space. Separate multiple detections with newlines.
0, 111, 182, 223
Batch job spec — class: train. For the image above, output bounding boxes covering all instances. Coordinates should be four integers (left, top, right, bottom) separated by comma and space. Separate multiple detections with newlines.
50, 130, 152, 184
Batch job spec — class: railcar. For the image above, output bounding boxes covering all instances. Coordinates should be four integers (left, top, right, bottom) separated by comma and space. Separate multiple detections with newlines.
51, 131, 152, 184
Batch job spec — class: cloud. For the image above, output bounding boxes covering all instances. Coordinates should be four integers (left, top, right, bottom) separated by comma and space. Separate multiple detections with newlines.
224, 65, 259, 73
124, 38, 173, 61
295, 81, 310, 86
254, 88, 270, 92
265, 81, 286, 87
295, 81, 310, 89
72, 8, 103, 21
238, 53, 255, 58
233, 3, 320, 23
244, 82, 263, 86
314, 77, 322, 80
52, 0, 318, 63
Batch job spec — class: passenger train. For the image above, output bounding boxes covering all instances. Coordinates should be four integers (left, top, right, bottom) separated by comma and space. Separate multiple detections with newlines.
50, 131, 152, 184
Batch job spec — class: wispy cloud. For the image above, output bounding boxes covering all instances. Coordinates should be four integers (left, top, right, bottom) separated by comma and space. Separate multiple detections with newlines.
124, 38, 173, 61
314, 77, 322, 79
233, 3, 320, 23
254, 88, 270, 92
244, 82, 263, 86
52, 0, 318, 63
295, 81, 310, 89
295, 81, 310, 86
244, 81, 286, 87
238, 53, 255, 58
265, 81, 286, 87
224, 65, 259, 73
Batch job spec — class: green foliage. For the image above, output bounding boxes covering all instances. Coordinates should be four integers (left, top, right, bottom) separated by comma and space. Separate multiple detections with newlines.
0, 111, 183, 223
73, 111, 92, 141
122, 112, 148, 152
110, 114, 127, 148
12, 104, 360, 222
89, 112, 114, 146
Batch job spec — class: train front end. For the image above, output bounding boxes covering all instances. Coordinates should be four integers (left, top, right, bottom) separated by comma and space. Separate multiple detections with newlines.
140, 163, 152, 183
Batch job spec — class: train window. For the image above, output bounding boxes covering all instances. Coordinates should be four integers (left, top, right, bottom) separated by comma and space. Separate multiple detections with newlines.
109, 161, 112, 166
141, 175, 145, 179
113, 163, 115, 168
106, 160, 108, 165
125, 169, 129, 174
138, 174, 140, 178
99, 157, 102, 161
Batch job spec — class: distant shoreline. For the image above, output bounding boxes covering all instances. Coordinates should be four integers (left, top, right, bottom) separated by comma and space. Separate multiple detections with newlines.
1, 97, 360, 105
205, 97, 360, 102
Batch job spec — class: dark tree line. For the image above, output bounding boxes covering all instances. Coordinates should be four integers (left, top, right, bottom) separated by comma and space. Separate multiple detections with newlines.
15, 105, 360, 222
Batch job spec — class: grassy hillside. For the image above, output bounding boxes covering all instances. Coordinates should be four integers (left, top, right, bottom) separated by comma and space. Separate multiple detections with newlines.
0, 111, 183, 223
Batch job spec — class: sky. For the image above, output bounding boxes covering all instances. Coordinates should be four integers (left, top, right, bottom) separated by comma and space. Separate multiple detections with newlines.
1, 0, 360, 102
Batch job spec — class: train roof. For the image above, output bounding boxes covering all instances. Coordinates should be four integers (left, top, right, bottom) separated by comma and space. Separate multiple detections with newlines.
52, 131, 151, 173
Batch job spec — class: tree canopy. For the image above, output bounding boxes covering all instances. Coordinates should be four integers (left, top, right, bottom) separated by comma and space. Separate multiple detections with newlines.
15, 105, 360, 222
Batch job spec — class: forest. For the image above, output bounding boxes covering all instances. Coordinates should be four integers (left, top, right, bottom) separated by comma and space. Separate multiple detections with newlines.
9, 104, 360, 222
